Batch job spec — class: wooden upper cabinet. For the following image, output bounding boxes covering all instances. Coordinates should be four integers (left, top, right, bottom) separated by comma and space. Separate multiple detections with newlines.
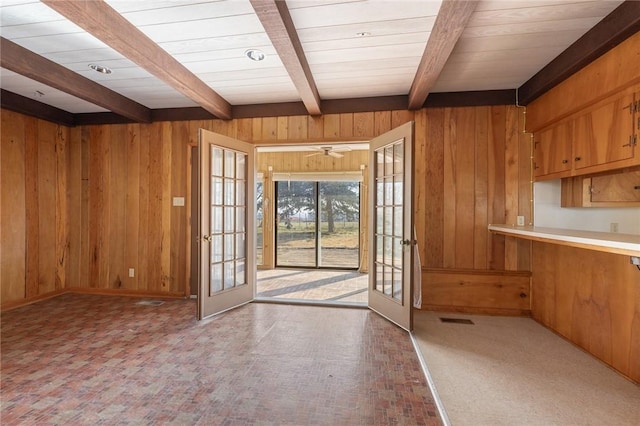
573, 92, 636, 170
534, 121, 572, 179
533, 89, 640, 181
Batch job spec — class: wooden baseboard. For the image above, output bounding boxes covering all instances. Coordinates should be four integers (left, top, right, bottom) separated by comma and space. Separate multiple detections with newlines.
66, 287, 186, 299
1, 288, 186, 312
0, 289, 67, 312
421, 304, 531, 317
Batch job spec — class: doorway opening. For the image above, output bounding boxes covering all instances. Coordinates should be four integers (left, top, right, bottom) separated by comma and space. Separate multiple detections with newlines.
255, 144, 369, 306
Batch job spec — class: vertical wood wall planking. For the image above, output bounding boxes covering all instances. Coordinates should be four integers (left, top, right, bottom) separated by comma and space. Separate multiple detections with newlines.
422, 108, 444, 268
38, 120, 57, 294
455, 107, 476, 270
55, 123, 68, 292
413, 109, 428, 267
24, 116, 39, 298
531, 242, 640, 383
108, 124, 127, 290
489, 106, 507, 270
1, 107, 532, 307
125, 124, 141, 290
67, 126, 82, 289
145, 123, 162, 293
79, 127, 90, 288
473, 107, 489, 269
1, 110, 27, 303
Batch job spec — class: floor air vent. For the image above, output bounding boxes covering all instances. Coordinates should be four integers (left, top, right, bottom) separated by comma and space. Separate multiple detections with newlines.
440, 317, 474, 325
136, 300, 165, 306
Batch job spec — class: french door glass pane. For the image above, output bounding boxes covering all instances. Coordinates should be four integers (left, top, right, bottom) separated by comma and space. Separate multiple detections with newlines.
256, 181, 264, 265
373, 141, 404, 302
209, 146, 247, 295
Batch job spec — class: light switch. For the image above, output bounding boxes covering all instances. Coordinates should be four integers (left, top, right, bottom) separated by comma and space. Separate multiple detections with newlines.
173, 197, 185, 207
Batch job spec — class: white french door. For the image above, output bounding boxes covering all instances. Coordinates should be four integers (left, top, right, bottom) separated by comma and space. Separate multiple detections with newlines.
368, 122, 414, 331
198, 129, 255, 320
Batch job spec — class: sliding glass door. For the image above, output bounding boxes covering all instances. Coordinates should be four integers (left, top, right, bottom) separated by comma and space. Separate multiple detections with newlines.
275, 181, 317, 267
275, 180, 359, 269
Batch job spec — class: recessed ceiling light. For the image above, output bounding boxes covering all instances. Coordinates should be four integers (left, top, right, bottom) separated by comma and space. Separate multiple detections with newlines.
245, 49, 266, 62
88, 63, 112, 74
356, 32, 371, 37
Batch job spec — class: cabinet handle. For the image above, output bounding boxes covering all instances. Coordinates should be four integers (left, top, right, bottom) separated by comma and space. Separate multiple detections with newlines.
574, 157, 581, 161
623, 135, 638, 147
562, 159, 568, 164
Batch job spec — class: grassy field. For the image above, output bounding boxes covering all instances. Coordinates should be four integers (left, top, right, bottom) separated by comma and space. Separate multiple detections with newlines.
276, 221, 359, 248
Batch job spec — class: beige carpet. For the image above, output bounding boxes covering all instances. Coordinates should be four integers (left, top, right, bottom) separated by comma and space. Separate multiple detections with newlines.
413, 311, 640, 426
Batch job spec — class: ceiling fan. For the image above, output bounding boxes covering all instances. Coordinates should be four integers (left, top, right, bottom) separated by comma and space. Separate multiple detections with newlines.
305, 146, 352, 158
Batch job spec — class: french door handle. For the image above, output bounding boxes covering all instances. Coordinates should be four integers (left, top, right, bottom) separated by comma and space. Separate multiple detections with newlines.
202, 234, 213, 242
400, 239, 415, 246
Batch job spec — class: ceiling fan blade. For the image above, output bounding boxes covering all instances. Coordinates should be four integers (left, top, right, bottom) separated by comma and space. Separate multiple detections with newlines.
305, 152, 321, 157
329, 151, 344, 158
332, 146, 352, 152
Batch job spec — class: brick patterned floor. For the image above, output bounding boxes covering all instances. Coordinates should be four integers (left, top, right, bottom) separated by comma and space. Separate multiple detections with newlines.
1, 294, 441, 425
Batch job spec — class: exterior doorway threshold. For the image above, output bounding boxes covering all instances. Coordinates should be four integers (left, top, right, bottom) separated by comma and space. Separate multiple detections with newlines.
253, 297, 367, 309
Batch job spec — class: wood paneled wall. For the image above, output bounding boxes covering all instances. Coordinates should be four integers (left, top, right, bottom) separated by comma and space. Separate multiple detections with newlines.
1, 110, 69, 307
415, 105, 531, 272
1, 106, 531, 310
532, 242, 640, 383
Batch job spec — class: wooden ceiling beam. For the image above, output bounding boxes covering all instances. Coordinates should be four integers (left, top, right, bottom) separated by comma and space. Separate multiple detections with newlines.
1, 37, 150, 123
408, 0, 478, 110
42, 0, 232, 120
250, 0, 322, 115
1, 89, 76, 127
517, 0, 640, 105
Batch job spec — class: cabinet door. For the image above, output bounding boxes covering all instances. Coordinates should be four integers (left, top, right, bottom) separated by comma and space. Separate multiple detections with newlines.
534, 121, 572, 179
590, 170, 640, 203
573, 92, 635, 170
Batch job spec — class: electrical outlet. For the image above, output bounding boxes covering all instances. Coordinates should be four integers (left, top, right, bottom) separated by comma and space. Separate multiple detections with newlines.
610, 223, 619, 233
516, 216, 525, 226
129, 268, 135, 278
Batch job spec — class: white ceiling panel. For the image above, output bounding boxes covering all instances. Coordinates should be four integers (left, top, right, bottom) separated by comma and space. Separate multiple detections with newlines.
289, 0, 442, 28
453, 30, 593, 54
461, 16, 603, 38
469, 1, 624, 25
0, 1, 67, 26
297, 17, 434, 42
0, 69, 109, 113
106, 0, 254, 25
158, 33, 272, 55
306, 43, 426, 65
303, 32, 431, 52
130, 15, 265, 43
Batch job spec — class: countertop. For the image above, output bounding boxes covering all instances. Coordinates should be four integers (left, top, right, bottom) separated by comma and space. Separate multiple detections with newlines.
488, 224, 640, 256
